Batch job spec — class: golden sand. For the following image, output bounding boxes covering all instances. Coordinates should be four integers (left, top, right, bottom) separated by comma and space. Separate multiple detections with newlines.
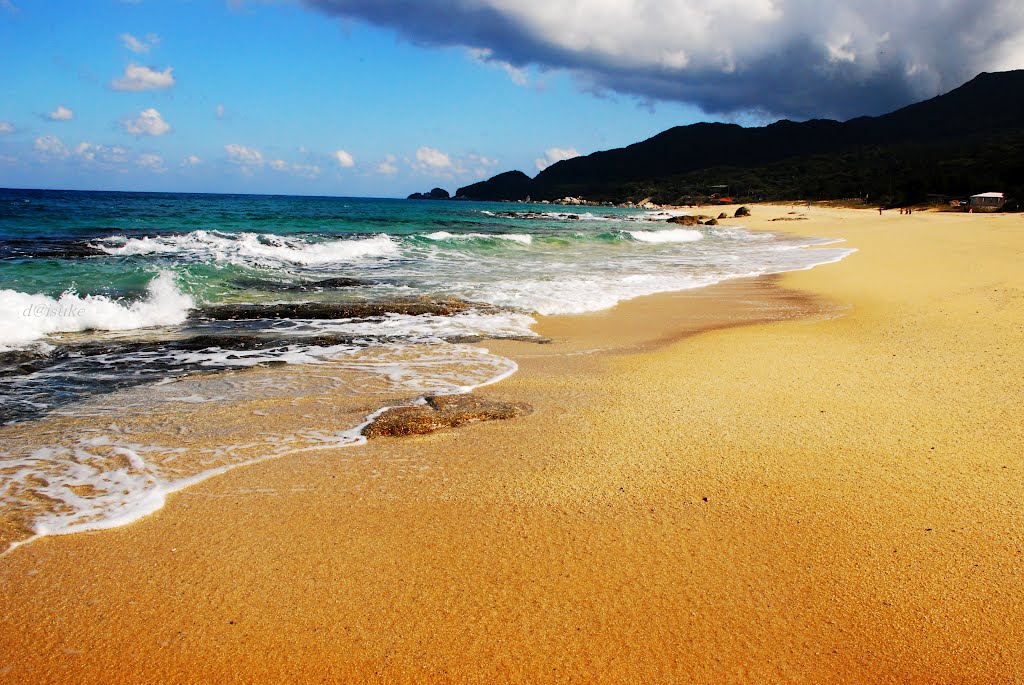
1, 205, 1022, 683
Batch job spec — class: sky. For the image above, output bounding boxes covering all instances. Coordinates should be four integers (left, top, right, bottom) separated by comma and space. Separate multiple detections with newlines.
1, 0, 1021, 198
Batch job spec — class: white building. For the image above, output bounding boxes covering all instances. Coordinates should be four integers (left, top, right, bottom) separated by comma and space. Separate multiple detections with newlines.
969, 192, 1006, 212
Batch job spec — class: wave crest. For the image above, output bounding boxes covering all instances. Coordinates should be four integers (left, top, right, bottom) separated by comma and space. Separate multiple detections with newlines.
627, 228, 703, 243
94, 230, 399, 266
0, 271, 193, 351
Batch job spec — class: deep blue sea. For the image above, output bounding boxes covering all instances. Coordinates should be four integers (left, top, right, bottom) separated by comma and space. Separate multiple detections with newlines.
0, 188, 852, 549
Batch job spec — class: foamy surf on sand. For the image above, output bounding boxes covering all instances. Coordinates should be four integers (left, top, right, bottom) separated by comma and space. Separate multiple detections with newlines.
0, 190, 853, 551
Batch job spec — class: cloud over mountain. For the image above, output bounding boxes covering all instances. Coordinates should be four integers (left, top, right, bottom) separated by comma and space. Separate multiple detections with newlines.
302, 0, 1024, 119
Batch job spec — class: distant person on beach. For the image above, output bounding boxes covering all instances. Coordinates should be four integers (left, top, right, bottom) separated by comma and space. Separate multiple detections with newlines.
879, 207, 883, 215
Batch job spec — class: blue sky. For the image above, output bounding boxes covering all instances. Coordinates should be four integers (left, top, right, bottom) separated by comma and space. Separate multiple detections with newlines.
0, 0, 706, 197
1, 0, 1021, 197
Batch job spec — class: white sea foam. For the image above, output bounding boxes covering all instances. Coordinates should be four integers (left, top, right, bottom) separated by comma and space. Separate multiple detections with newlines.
424, 231, 533, 245
283, 310, 539, 341
0, 271, 193, 351
627, 228, 703, 243
0, 342, 519, 555
468, 273, 719, 315
94, 230, 399, 266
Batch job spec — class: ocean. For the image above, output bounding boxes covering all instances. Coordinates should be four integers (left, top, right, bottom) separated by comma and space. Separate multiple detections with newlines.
0, 188, 852, 551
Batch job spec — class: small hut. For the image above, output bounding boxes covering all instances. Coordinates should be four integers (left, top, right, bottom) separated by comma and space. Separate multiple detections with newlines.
969, 192, 1006, 212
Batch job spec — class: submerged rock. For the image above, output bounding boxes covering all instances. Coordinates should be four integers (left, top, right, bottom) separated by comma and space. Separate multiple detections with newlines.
199, 298, 483, 321
288, 277, 372, 290
362, 394, 532, 438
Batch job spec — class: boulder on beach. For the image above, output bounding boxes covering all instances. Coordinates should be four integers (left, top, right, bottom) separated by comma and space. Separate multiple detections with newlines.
735, 206, 751, 217
362, 394, 532, 438
667, 215, 700, 226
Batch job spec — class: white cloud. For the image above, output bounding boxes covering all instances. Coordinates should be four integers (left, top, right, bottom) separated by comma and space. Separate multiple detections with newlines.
120, 32, 160, 54
137, 153, 165, 172
375, 153, 399, 175
291, 163, 321, 179
534, 146, 580, 171
465, 152, 499, 177
409, 147, 499, 179
269, 158, 322, 178
215, 104, 226, 119
48, 105, 73, 121
225, 143, 264, 165
0, 122, 13, 134
122, 108, 170, 136
467, 47, 528, 86
34, 135, 69, 159
74, 142, 129, 165
415, 146, 451, 170
333, 149, 355, 168
182, 154, 202, 167
304, 0, 1024, 118
111, 63, 175, 91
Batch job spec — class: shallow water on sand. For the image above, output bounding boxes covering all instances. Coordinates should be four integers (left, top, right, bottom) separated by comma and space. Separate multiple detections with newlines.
0, 190, 852, 550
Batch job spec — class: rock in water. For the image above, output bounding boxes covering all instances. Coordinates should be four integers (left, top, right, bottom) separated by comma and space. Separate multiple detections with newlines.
667, 214, 700, 226
199, 298, 483, 321
407, 187, 451, 200
362, 394, 532, 438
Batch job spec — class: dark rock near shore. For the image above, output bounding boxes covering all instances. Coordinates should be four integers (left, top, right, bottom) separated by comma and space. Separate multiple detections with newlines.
362, 394, 532, 438
408, 187, 451, 200
0, 239, 109, 260
667, 215, 700, 226
705, 218, 718, 225
288, 277, 372, 290
198, 298, 483, 321
735, 206, 751, 217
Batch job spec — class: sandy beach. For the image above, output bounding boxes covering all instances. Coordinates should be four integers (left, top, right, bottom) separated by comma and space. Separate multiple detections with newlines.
1, 204, 1023, 683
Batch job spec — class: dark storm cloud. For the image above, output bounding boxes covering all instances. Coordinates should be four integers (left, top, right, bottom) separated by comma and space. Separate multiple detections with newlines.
302, 0, 1024, 120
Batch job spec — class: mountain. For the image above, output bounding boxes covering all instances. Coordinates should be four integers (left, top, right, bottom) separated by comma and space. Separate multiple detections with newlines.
457, 70, 1024, 206
456, 171, 533, 201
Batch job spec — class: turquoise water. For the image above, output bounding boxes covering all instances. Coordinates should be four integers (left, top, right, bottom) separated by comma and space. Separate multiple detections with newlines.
0, 188, 855, 550
1, 188, 852, 423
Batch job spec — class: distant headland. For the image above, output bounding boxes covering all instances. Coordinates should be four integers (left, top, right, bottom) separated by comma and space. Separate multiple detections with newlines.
416, 70, 1024, 209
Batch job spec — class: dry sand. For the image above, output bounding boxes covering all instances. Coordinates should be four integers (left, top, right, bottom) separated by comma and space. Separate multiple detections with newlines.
1, 205, 1023, 683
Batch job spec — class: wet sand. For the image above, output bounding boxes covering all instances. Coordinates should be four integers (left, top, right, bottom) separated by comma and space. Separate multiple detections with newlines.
2, 205, 1023, 683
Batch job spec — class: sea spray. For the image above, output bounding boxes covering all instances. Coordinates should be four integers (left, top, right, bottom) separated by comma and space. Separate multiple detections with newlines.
0, 270, 193, 351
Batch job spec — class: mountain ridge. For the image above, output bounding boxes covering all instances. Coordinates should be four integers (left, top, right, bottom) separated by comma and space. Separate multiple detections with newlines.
457, 70, 1024, 205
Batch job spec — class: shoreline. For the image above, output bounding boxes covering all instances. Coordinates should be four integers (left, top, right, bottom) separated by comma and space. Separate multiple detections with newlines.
2, 205, 1023, 682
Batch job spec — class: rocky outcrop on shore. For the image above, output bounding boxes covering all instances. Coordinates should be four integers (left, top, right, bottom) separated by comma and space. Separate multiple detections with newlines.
363, 394, 532, 438
407, 187, 451, 200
